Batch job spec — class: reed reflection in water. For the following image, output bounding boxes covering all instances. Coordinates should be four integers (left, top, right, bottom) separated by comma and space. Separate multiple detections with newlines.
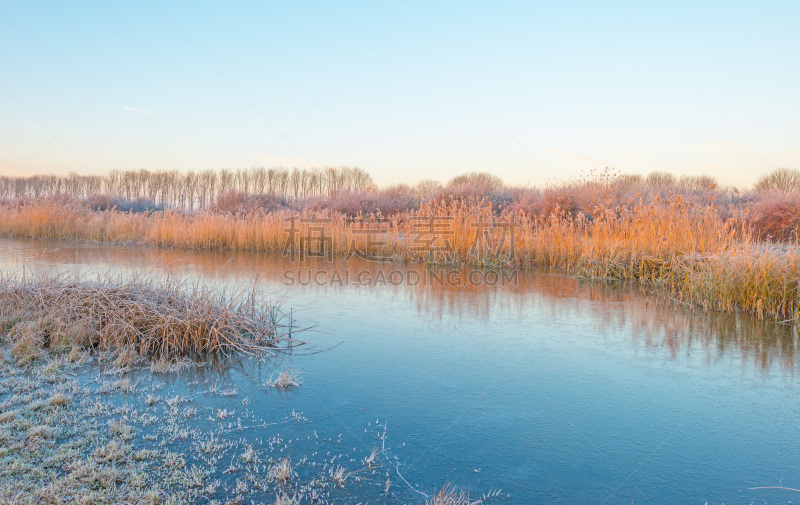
0, 236, 797, 374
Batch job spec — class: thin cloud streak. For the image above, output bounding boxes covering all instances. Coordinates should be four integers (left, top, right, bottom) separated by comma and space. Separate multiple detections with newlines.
122, 106, 166, 117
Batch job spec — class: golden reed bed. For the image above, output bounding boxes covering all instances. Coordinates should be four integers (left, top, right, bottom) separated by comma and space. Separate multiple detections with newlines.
0, 197, 798, 321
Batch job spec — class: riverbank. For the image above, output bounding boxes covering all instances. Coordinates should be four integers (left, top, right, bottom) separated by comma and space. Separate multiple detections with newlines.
0, 197, 798, 321
0, 273, 488, 505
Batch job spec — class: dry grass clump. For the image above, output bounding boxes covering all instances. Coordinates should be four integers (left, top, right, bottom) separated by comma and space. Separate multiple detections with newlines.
426, 483, 482, 505
328, 465, 350, 487
274, 490, 302, 505
0, 271, 296, 363
46, 393, 71, 407
363, 446, 382, 468
93, 440, 129, 463
9, 323, 46, 365
267, 456, 294, 483
265, 368, 303, 389
25, 424, 54, 447
239, 444, 259, 464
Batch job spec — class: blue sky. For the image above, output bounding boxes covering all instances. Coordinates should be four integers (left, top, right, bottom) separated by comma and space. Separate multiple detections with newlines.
1, 1, 798, 186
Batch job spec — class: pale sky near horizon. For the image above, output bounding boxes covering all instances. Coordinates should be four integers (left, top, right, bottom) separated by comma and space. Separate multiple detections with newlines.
1, 1, 798, 188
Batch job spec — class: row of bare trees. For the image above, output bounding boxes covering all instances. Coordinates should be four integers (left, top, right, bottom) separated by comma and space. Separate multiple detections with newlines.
0, 166, 375, 209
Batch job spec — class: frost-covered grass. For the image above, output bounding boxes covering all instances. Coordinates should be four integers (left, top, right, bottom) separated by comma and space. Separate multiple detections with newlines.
0, 346, 490, 504
0, 270, 297, 363
265, 368, 303, 389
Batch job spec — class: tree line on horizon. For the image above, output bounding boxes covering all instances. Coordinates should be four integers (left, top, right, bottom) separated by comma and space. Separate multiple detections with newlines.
0, 166, 375, 209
